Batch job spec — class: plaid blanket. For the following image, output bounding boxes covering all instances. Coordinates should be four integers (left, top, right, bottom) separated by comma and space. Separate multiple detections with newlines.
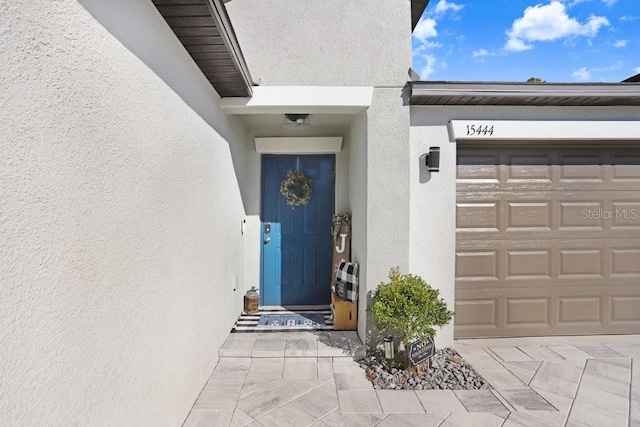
335, 261, 359, 303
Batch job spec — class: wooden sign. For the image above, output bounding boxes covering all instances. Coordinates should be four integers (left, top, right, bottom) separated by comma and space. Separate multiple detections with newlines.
408, 337, 435, 366
331, 218, 351, 285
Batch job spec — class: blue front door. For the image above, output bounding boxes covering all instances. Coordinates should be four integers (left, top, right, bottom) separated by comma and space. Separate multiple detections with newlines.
261, 155, 335, 306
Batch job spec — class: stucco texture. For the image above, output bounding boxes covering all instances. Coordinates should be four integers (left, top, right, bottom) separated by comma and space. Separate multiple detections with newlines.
226, 0, 412, 87
1, 1, 249, 425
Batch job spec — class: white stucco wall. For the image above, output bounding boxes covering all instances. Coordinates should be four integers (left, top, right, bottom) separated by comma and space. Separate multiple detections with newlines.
226, 0, 411, 86
1, 1, 251, 425
346, 112, 369, 339
410, 105, 640, 347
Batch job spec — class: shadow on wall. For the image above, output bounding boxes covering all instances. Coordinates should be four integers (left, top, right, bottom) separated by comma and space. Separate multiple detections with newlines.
77, 0, 254, 209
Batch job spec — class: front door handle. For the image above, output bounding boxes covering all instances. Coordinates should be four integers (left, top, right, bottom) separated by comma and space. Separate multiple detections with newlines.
264, 237, 271, 244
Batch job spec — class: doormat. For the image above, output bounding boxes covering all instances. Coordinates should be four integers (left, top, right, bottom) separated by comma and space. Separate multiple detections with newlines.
258, 313, 325, 328
231, 309, 333, 333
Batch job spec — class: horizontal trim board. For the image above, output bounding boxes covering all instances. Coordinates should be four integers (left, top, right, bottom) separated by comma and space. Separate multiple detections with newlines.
221, 86, 374, 114
255, 137, 343, 154
450, 120, 640, 141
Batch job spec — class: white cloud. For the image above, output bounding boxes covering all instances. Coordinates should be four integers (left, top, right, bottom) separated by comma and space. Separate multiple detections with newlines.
620, 16, 639, 21
472, 49, 489, 58
635, 67, 640, 74
602, 0, 617, 6
413, 17, 438, 42
504, 1, 609, 52
572, 67, 591, 80
419, 54, 438, 79
613, 39, 627, 48
434, 0, 464, 15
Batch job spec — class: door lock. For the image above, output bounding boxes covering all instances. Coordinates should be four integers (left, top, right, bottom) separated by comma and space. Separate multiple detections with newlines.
263, 237, 271, 244
264, 223, 271, 234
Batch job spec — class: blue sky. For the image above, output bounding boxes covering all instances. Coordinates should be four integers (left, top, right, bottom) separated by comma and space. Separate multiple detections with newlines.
412, 0, 640, 82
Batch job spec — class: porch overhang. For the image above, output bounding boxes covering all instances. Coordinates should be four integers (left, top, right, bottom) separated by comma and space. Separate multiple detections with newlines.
408, 81, 640, 107
220, 86, 374, 114
152, 0, 253, 97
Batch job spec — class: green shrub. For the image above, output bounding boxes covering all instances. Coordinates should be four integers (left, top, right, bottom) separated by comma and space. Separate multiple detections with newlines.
371, 267, 453, 343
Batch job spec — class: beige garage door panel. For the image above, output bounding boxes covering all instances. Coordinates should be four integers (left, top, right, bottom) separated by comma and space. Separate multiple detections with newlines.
455, 145, 640, 338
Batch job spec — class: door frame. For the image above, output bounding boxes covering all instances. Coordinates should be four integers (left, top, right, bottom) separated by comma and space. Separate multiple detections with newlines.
259, 154, 336, 306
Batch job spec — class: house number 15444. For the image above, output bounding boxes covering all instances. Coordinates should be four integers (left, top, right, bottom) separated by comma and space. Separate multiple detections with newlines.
466, 124, 494, 136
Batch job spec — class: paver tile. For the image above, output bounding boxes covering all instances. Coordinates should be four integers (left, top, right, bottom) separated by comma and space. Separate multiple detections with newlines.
530, 375, 579, 400
576, 344, 624, 358
490, 346, 534, 362
313, 409, 384, 426
247, 358, 284, 380
210, 357, 252, 379
285, 338, 318, 357
183, 409, 234, 427
579, 371, 629, 398
534, 359, 585, 383
568, 399, 629, 427
441, 412, 505, 426
219, 334, 258, 357
414, 390, 467, 413
504, 410, 567, 427
319, 379, 338, 397
376, 390, 424, 413
531, 387, 573, 416
337, 390, 382, 414
230, 408, 256, 427
575, 383, 629, 416
453, 390, 508, 414
331, 359, 364, 374
318, 361, 334, 379
376, 413, 449, 426
584, 358, 631, 382
632, 386, 640, 421
283, 358, 318, 379
237, 379, 327, 419
500, 361, 542, 385
481, 368, 528, 389
603, 343, 640, 357
256, 401, 317, 427
334, 372, 372, 391
517, 346, 564, 361
547, 345, 592, 360
193, 387, 240, 411
252, 337, 286, 357
289, 385, 339, 419
315, 332, 355, 358
496, 388, 557, 411
239, 378, 280, 399
204, 377, 245, 392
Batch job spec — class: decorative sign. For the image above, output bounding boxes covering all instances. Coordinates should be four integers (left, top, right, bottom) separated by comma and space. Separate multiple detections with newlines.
408, 337, 435, 366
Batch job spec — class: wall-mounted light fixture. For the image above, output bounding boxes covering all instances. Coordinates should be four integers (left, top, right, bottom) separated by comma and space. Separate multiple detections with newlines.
425, 146, 440, 172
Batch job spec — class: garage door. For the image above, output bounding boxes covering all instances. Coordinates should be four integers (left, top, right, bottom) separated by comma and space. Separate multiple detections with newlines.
455, 145, 640, 338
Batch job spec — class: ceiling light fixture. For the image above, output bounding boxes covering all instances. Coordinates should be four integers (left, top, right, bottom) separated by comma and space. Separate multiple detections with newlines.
284, 113, 309, 126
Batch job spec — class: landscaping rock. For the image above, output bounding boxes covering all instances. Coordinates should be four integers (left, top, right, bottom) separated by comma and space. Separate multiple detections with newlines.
359, 347, 491, 391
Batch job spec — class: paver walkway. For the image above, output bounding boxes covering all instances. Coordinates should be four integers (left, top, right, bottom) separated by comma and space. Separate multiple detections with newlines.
184, 332, 640, 426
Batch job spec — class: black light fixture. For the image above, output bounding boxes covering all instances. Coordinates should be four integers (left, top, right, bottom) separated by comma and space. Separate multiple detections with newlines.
425, 146, 440, 172
284, 113, 309, 125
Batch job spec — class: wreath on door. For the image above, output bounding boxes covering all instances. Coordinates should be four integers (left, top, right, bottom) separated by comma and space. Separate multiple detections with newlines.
280, 170, 312, 208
